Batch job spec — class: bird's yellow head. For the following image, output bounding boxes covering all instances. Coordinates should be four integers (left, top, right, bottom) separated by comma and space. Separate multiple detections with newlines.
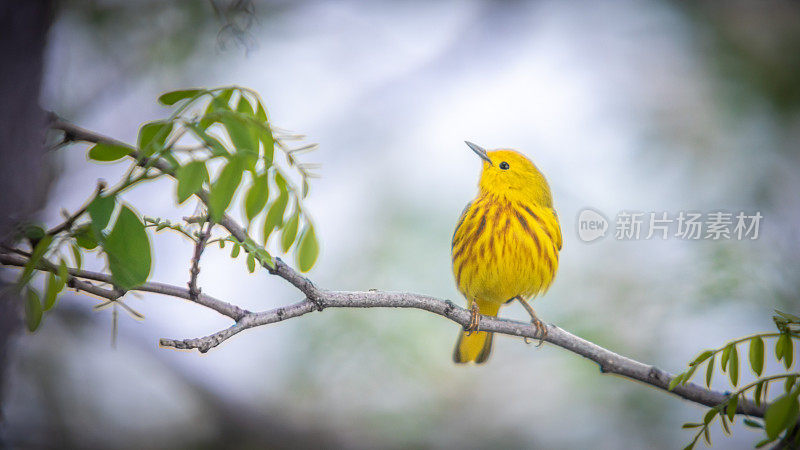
465, 141, 553, 207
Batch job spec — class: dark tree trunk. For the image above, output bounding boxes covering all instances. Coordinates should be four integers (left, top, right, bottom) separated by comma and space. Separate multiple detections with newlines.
0, 0, 55, 437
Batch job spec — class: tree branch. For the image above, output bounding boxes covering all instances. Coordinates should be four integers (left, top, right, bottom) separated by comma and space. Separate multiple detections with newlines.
0, 253, 249, 320
0, 249, 766, 419
36, 119, 768, 420
52, 118, 135, 152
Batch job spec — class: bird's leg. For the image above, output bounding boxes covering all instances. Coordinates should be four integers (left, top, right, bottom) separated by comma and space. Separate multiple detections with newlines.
515, 296, 547, 347
464, 300, 481, 335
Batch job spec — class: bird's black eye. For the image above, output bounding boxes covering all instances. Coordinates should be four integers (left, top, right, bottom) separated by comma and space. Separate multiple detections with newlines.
499, 161, 510, 170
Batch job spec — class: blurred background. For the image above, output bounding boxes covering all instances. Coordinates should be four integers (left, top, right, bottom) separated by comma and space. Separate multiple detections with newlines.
2, 0, 800, 448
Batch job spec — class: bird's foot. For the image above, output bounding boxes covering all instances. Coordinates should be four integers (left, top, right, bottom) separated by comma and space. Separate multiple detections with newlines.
464, 301, 480, 335
515, 296, 547, 347
531, 316, 547, 347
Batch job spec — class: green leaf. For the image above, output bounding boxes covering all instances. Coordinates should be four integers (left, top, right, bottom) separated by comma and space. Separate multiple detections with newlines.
104, 205, 152, 289
138, 120, 174, 156
244, 172, 269, 222
691, 350, 714, 366
755, 438, 776, 448
727, 394, 738, 421
703, 408, 718, 425
19, 234, 52, 286
743, 418, 763, 429
25, 288, 43, 332
88, 143, 131, 162
217, 88, 234, 104
750, 336, 765, 376
775, 310, 800, 323
706, 355, 715, 387
728, 346, 739, 386
24, 225, 45, 241
246, 253, 256, 273
755, 381, 765, 407
295, 223, 319, 272
43, 272, 61, 311
782, 334, 794, 369
683, 363, 699, 384
236, 95, 254, 116
786, 375, 797, 392
231, 243, 240, 258
252, 99, 274, 165
260, 125, 274, 166
186, 123, 228, 156
765, 392, 799, 440
73, 224, 99, 249
160, 152, 180, 171
57, 259, 69, 282
721, 344, 732, 372
234, 97, 259, 164
158, 89, 203, 105
254, 247, 274, 269
668, 373, 684, 391
776, 333, 787, 360
719, 413, 730, 435
198, 89, 233, 130
70, 242, 82, 270
255, 100, 268, 122
175, 160, 209, 204
681, 423, 702, 429
222, 110, 258, 156
88, 194, 116, 236
207, 157, 245, 222
262, 174, 288, 244
781, 391, 799, 434
281, 208, 300, 253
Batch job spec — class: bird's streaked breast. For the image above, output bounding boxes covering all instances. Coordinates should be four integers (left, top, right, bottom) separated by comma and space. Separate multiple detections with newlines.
451, 194, 560, 304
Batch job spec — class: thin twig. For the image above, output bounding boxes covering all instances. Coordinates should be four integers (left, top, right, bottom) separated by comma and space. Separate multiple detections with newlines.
46, 180, 107, 235
188, 220, 213, 300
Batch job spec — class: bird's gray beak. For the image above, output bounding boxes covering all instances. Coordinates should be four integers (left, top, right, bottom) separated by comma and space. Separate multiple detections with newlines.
465, 141, 492, 166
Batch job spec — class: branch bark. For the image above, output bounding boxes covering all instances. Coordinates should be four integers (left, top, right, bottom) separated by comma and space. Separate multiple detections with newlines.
188, 220, 213, 301
26, 119, 768, 420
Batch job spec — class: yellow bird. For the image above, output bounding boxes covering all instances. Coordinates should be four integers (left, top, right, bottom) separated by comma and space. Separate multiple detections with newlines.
452, 141, 562, 364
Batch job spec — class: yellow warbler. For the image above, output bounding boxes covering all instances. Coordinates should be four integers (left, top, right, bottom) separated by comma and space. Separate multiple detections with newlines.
451, 142, 562, 364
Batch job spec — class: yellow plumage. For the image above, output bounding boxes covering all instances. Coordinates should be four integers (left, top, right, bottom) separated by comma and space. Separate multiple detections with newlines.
452, 144, 562, 364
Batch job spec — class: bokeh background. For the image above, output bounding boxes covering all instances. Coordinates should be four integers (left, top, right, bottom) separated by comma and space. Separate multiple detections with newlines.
3, 0, 800, 448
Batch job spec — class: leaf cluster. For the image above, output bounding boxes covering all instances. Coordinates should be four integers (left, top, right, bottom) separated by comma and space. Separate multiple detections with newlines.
671, 311, 800, 448
10, 86, 320, 333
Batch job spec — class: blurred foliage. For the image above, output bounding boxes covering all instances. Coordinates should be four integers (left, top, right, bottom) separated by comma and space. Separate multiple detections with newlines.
59, 0, 264, 67
688, 2, 800, 119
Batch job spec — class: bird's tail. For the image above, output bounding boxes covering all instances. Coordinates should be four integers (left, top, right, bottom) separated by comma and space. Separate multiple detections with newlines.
453, 301, 501, 364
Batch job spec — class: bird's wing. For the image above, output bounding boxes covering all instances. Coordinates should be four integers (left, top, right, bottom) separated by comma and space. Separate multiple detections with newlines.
553, 209, 563, 250
452, 201, 473, 243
